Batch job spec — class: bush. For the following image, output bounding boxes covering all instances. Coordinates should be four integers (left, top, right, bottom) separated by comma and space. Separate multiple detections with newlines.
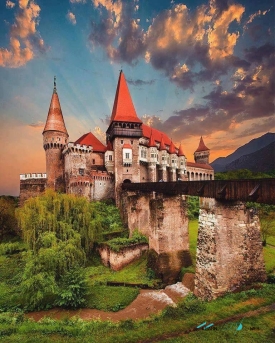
55, 267, 87, 309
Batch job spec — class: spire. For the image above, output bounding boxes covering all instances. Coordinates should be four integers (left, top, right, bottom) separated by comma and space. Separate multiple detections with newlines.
159, 135, 166, 151
43, 77, 68, 135
148, 131, 157, 147
169, 140, 176, 154
195, 136, 209, 152
178, 142, 185, 156
110, 70, 142, 123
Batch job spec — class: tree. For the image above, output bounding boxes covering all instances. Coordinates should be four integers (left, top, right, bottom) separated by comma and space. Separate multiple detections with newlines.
0, 196, 18, 240
16, 190, 101, 309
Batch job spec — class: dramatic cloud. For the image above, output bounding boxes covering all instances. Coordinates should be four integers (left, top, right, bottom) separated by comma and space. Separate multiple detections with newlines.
6, 0, 15, 8
0, 0, 45, 68
67, 11, 76, 25
127, 78, 155, 86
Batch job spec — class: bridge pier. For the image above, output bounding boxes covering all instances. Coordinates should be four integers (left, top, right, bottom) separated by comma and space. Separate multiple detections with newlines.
194, 198, 266, 300
124, 191, 191, 284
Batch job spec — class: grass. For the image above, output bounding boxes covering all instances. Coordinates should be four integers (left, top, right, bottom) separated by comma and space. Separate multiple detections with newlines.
85, 285, 139, 311
0, 284, 274, 343
86, 253, 159, 287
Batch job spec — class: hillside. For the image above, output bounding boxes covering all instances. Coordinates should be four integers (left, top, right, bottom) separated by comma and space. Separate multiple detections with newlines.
225, 141, 275, 172
211, 132, 275, 172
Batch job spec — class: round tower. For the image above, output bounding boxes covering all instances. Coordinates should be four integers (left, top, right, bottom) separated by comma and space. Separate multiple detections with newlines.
194, 136, 210, 164
43, 77, 68, 191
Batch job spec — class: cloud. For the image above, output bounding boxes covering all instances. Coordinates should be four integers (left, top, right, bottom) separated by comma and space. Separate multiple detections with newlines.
0, 0, 45, 68
127, 78, 155, 86
6, 0, 15, 8
89, 0, 247, 88
29, 121, 44, 128
70, 0, 86, 3
67, 11, 76, 25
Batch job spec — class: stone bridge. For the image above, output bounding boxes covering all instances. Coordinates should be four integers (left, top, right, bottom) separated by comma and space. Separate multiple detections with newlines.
120, 178, 274, 300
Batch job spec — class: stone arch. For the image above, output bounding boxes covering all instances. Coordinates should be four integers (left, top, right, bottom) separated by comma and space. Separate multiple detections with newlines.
123, 179, 132, 183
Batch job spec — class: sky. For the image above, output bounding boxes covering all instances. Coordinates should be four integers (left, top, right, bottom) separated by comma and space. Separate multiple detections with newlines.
0, 0, 274, 196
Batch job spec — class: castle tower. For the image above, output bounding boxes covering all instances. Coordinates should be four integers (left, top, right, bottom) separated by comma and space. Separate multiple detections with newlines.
159, 135, 168, 181
178, 143, 187, 180
106, 71, 143, 193
169, 140, 177, 181
194, 137, 210, 164
43, 77, 68, 191
148, 132, 157, 182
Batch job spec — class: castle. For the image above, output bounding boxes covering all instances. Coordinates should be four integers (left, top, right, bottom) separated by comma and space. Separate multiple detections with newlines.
19, 71, 214, 204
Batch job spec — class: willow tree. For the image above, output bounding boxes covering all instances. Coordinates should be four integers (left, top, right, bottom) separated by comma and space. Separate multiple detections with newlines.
16, 190, 103, 309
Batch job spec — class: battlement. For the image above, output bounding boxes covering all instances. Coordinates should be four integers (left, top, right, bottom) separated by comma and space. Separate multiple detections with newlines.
63, 142, 92, 155
20, 173, 47, 180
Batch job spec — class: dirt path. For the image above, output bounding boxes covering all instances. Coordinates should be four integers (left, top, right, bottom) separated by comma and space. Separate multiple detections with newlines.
26, 283, 190, 322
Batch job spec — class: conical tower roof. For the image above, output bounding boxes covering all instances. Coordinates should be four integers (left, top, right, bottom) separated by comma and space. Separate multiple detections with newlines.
148, 132, 157, 147
159, 135, 166, 151
110, 70, 142, 123
195, 136, 209, 152
178, 143, 185, 156
43, 77, 68, 135
169, 140, 176, 154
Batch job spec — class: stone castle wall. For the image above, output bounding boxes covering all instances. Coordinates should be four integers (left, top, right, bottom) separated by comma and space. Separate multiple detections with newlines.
98, 243, 149, 271
194, 198, 266, 300
19, 178, 46, 206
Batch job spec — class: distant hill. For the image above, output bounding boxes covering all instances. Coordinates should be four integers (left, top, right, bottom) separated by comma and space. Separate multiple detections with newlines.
225, 141, 275, 173
211, 132, 275, 172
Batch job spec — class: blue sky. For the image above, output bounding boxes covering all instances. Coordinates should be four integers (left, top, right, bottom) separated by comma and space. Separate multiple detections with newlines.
0, 0, 274, 195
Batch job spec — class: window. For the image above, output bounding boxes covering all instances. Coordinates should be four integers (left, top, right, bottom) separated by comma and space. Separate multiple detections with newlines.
172, 159, 175, 163
131, 140, 133, 144
125, 153, 130, 159
92, 159, 95, 164
79, 168, 84, 175
109, 155, 112, 161
151, 153, 154, 158
162, 156, 165, 161
121, 140, 123, 144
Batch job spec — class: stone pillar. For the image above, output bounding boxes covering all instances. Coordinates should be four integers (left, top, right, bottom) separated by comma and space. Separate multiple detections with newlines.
148, 163, 157, 182
160, 167, 167, 182
126, 191, 151, 237
148, 194, 191, 284
194, 198, 266, 300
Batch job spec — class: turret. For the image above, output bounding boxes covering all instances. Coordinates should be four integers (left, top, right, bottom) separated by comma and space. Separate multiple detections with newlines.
178, 143, 187, 180
106, 70, 143, 188
168, 140, 177, 181
148, 133, 157, 182
194, 137, 210, 164
43, 77, 68, 191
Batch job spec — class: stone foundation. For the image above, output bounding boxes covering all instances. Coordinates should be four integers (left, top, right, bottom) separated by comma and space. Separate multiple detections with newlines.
194, 198, 267, 300
98, 243, 148, 271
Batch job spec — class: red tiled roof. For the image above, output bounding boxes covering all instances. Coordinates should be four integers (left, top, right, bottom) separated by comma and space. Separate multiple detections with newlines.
148, 132, 157, 147
123, 143, 132, 149
142, 124, 172, 147
178, 143, 185, 156
110, 71, 142, 124
187, 162, 213, 170
195, 137, 209, 152
43, 90, 68, 135
159, 135, 166, 151
169, 140, 176, 154
75, 132, 107, 152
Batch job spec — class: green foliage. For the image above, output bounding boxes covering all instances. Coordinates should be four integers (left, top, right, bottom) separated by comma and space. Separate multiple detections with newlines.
85, 285, 139, 311
0, 196, 19, 240
106, 230, 148, 252
187, 196, 199, 220
0, 241, 27, 255
215, 169, 274, 180
55, 267, 87, 309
